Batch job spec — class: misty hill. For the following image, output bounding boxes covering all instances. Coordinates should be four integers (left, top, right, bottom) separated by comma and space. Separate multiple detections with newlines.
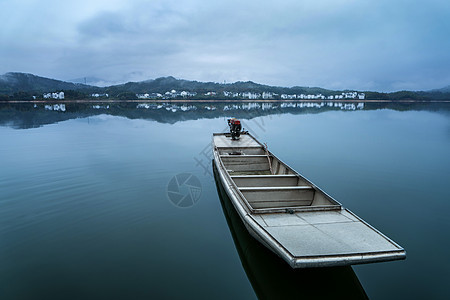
0, 73, 342, 97
0, 72, 97, 95
68, 76, 113, 87
429, 85, 450, 93
105, 76, 333, 95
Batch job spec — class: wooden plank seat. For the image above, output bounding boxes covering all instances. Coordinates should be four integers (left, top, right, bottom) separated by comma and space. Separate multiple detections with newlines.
221, 155, 271, 173
231, 174, 307, 187
239, 186, 313, 191
239, 186, 315, 209
217, 147, 265, 155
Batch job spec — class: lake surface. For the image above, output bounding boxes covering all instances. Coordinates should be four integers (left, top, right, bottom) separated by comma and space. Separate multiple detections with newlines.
0, 102, 449, 299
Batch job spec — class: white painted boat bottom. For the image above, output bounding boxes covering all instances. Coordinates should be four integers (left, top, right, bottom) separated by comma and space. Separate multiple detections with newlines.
213, 132, 406, 268
252, 210, 399, 257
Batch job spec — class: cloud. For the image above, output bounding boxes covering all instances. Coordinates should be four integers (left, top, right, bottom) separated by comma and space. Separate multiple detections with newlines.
0, 0, 449, 91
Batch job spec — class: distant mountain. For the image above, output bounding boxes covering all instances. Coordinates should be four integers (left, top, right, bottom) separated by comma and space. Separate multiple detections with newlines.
429, 85, 450, 93
1, 72, 449, 101
0, 72, 96, 95
104, 76, 333, 95
1, 73, 330, 96
68, 76, 113, 87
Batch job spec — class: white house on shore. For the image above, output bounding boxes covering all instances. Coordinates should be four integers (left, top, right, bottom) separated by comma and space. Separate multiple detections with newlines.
91, 93, 109, 98
262, 92, 274, 99
242, 92, 261, 99
43, 91, 64, 100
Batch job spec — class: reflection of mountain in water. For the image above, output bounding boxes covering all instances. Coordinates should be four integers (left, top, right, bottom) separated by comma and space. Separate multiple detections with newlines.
213, 163, 368, 300
0, 101, 448, 129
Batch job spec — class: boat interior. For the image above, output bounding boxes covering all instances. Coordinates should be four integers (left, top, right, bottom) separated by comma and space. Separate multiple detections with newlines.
217, 145, 340, 212
214, 134, 405, 267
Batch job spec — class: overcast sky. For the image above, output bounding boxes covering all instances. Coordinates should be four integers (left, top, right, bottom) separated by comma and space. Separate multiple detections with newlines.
1, 0, 449, 91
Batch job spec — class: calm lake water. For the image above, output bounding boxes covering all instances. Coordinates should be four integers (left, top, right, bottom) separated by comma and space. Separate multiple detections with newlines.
0, 102, 449, 299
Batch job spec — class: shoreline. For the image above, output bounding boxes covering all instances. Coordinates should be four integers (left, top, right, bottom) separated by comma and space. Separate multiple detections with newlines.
2, 99, 450, 104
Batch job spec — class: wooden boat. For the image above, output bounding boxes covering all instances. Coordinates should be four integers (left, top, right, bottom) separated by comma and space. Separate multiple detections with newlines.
212, 132, 406, 268
213, 163, 368, 298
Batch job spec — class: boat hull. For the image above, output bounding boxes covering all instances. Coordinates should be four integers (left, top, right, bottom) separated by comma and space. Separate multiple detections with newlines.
213, 162, 369, 299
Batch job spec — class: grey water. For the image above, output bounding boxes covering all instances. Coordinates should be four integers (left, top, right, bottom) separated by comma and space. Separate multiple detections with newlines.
0, 103, 449, 299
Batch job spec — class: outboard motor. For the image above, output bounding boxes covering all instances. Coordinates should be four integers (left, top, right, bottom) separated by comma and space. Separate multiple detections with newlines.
227, 118, 242, 140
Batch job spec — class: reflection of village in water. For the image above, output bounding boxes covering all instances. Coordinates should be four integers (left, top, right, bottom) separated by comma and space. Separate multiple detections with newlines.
1, 101, 447, 129
136, 101, 365, 112
40, 102, 364, 113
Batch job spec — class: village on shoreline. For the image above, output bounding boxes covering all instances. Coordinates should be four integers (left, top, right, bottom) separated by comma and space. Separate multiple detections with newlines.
37, 89, 368, 101
2, 73, 449, 103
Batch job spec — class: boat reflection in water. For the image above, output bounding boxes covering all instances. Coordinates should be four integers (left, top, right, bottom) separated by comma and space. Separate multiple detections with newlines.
213, 163, 368, 300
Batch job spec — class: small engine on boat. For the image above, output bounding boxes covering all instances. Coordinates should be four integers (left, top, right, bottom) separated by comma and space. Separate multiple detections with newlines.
227, 118, 242, 140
